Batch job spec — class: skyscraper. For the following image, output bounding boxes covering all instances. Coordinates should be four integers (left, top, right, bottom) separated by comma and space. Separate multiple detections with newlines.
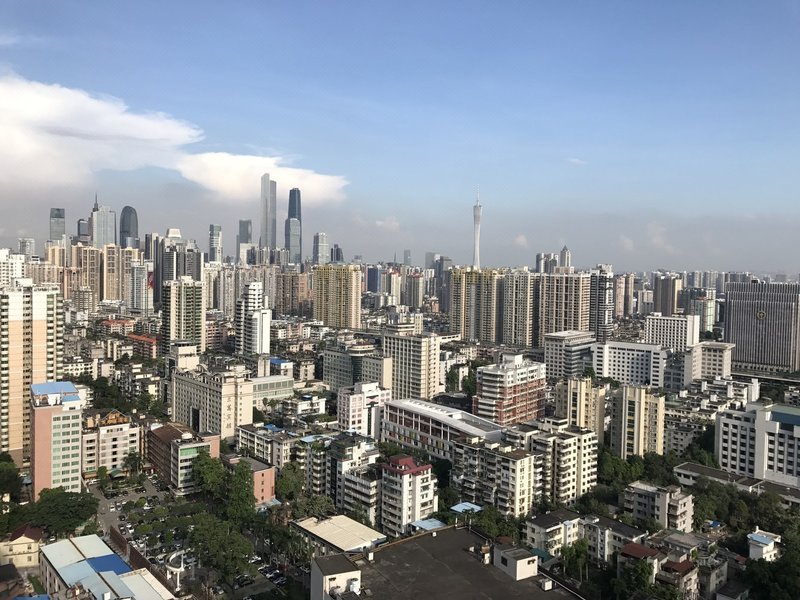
403, 249, 412, 266
17, 238, 35, 259
473, 195, 482, 269
312, 264, 362, 329
589, 264, 615, 343
331, 244, 344, 263
260, 173, 277, 249
237, 219, 253, 264
312, 232, 330, 265
161, 276, 206, 354
284, 218, 301, 264
119, 206, 139, 248
208, 224, 223, 263
90, 199, 117, 248
653, 274, 682, 317
0, 280, 64, 464
288, 188, 302, 260
559, 245, 572, 269
76, 218, 90, 244
49, 208, 66, 243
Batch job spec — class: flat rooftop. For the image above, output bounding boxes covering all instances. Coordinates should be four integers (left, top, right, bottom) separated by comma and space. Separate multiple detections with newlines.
355, 528, 575, 600
293, 515, 386, 552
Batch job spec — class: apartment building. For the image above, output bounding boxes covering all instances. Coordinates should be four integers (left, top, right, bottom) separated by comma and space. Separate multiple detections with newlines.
380, 455, 438, 537
322, 335, 392, 393
381, 399, 503, 461
146, 422, 220, 496
623, 481, 694, 533
553, 376, 607, 440
524, 509, 581, 557
337, 381, 391, 439
81, 409, 141, 479
30, 382, 86, 500
473, 354, 546, 425
609, 385, 666, 459
543, 331, 596, 380
312, 264, 362, 329
592, 341, 667, 387
235, 423, 297, 468
644, 313, 700, 352
382, 330, 441, 400
452, 436, 542, 517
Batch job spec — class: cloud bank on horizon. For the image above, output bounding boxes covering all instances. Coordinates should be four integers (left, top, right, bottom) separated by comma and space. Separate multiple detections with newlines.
0, 73, 348, 205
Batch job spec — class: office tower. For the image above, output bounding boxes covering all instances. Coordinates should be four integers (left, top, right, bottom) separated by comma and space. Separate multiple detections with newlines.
0, 280, 63, 464
609, 385, 665, 459
49, 208, 66, 243
260, 173, 277, 249
554, 377, 607, 440
403, 250, 412, 267
472, 195, 482, 269
588, 264, 614, 343
17, 238, 35, 259
424, 252, 439, 270
382, 331, 441, 400
76, 218, 90, 244
119, 205, 139, 248
236, 219, 253, 264
653, 274, 682, 317
543, 331, 596, 379
559, 245, 572, 269
473, 354, 546, 425
724, 282, 800, 372
208, 224, 223, 263
331, 244, 345, 263
161, 276, 206, 354
537, 272, 591, 347
592, 341, 667, 387
288, 187, 302, 260
285, 218, 301, 264
30, 382, 85, 500
644, 313, 700, 352
313, 264, 362, 328
154, 229, 204, 306
448, 267, 504, 344
234, 281, 271, 355
90, 200, 117, 248
312, 232, 330, 265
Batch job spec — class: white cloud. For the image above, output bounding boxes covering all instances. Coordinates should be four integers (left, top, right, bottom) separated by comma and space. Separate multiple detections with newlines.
566, 157, 587, 166
619, 234, 635, 252
513, 234, 528, 248
375, 216, 400, 231
0, 33, 45, 47
646, 221, 679, 255
0, 73, 348, 205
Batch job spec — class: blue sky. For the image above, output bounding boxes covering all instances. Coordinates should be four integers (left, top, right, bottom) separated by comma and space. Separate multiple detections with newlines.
1, 1, 799, 271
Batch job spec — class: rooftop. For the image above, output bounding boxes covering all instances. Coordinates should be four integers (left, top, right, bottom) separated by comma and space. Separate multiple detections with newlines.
386, 398, 502, 435
315, 554, 359, 576
355, 528, 576, 600
292, 515, 386, 552
528, 509, 581, 529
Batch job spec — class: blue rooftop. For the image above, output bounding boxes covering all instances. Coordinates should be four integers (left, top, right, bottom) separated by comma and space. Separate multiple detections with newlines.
451, 502, 482, 514
30, 381, 79, 396
270, 358, 292, 365
748, 533, 776, 546
411, 518, 446, 531
263, 423, 282, 433
86, 554, 132, 576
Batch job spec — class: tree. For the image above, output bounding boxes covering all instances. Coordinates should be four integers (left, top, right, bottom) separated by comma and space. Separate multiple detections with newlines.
0, 460, 22, 501
97, 466, 110, 491
123, 451, 142, 476
294, 494, 335, 519
32, 489, 99, 537
275, 463, 304, 502
561, 539, 589, 582
189, 514, 254, 584
226, 461, 256, 525
193, 451, 226, 503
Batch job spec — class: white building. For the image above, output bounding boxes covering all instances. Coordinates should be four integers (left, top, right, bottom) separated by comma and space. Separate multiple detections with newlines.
382, 330, 441, 400
234, 281, 271, 355
609, 385, 665, 459
644, 313, 700, 352
525, 509, 581, 557
381, 398, 503, 461
543, 330, 595, 380
748, 527, 781, 562
623, 481, 694, 533
379, 455, 438, 537
81, 409, 141, 479
592, 341, 667, 387
696, 341, 735, 380
716, 402, 800, 488
473, 354, 546, 425
553, 376, 607, 440
337, 381, 391, 438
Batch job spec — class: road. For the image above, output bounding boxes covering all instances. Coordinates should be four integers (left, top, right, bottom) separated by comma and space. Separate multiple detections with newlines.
90, 475, 166, 537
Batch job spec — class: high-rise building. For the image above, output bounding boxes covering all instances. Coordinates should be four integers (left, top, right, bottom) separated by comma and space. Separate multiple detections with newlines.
312, 232, 330, 265
119, 206, 139, 248
161, 276, 206, 354
260, 173, 277, 249
0, 280, 64, 464
312, 264, 361, 329
589, 264, 615, 343
17, 238, 35, 259
473, 354, 546, 425
154, 229, 204, 306
285, 218, 301, 264
330, 244, 345, 263
49, 208, 66, 243
448, 267, 504, 344
234, 282, 271, 355
473, 195, 482, 269
537, 272, 591, 347
653, 274, 682, 317
337, 382, 391, 439
208, 224, 223, 263
0, 249, 25, 286
90, 200, 117, 248
644, 313, 700, 352
76, 218, 90, 244
543, 330, 596, 380
559, 246, 572, 269
236, 219, 253, 264
382, 330, 441, 400
502, 268, 537, 348
554, 377, 607, 440
288, 187, 302, 261
403, 249, 412, 266
609, 385, 665, 459
592, 341, 667, 387
30, 382, 85, 500
380, 455, 438, 537
725, 281, 800, 372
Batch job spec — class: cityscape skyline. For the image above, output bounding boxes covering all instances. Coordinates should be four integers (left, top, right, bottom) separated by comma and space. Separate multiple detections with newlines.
2, 3, 800, 272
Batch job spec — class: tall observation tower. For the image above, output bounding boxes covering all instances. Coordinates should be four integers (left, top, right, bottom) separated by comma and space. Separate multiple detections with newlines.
473, 191, 482, 269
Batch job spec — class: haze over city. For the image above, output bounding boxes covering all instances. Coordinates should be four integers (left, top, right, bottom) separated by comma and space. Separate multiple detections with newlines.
2, 1, 800, 272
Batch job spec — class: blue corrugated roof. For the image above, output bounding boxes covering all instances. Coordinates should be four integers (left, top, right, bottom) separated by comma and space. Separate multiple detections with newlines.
30, 381, 79, 396
86, 554, 132, 575
270, 358, 291, 365
411, 518, 446, 531
451, 502, 482, 514
748, 533, 775, 546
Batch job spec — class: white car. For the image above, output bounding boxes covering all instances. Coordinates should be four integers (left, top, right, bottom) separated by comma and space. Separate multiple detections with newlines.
109, 506, 116, 512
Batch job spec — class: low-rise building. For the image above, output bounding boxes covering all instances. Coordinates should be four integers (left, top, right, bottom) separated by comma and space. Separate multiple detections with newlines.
623, 481, 694, 533
146, 422, 220, 496
0, 524, 43, 568
81, 409, 141, 479
223, 454, 276, 506
524, 510, 581, 558
748, 527, 780, 562
579, 515, 648, 563
291, 515, 386, 556
236, 423, 297, 468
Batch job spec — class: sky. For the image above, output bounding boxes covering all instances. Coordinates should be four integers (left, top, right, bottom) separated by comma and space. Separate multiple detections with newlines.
1, 1, 799, 272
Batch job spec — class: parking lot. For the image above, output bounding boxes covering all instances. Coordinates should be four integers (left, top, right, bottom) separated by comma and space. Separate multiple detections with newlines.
91, 473, 167, 537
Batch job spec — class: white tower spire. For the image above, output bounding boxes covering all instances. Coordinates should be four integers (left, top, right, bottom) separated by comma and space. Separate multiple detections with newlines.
473, 187, 482, 269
